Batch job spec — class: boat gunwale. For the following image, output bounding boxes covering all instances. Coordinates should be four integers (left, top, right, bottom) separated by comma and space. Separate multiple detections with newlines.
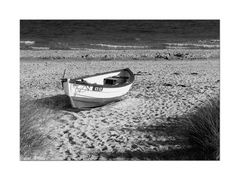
62, 68, 135, 88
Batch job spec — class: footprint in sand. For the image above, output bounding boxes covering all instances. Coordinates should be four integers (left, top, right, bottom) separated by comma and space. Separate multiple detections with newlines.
107, 98, 145, 111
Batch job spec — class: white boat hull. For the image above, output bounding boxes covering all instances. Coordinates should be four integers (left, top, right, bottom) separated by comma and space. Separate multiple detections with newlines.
63, 79, 133, 109
62, 68, 134, 109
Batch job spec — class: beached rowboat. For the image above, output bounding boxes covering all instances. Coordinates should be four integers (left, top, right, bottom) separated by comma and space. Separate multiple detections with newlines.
61, 68, 134, 109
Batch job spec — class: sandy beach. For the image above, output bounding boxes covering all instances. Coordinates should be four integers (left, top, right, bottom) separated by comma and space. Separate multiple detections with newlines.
20, 49, 220, 160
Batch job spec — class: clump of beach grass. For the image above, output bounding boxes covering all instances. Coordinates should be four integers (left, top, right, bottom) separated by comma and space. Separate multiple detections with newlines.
184, 96, 220, 160
20, 99, 53, 159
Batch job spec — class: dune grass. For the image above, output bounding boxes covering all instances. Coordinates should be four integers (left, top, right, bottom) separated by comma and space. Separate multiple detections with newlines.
20, 99, 53, 159
184, 96, 220, 160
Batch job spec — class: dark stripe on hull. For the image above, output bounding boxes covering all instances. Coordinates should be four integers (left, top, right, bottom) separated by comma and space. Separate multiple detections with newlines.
70, 96, 122, 109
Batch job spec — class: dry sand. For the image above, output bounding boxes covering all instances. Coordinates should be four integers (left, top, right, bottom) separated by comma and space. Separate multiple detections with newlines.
20, 49, 220, 160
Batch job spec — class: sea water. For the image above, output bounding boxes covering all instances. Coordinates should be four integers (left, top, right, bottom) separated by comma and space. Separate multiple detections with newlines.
20, 20, 220, 50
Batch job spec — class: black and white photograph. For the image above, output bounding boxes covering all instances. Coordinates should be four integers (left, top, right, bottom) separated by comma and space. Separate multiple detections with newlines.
4, 0, 240, 179
20, 20, 220, 161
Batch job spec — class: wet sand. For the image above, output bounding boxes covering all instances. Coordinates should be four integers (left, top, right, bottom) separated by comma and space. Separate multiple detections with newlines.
20, 49, 220, 160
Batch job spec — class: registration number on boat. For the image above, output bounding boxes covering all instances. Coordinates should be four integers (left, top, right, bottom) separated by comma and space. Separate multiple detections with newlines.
92, 86, 103, 92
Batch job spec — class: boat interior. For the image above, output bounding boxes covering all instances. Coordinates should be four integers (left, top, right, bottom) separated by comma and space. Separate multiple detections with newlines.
78, 70, 131, 86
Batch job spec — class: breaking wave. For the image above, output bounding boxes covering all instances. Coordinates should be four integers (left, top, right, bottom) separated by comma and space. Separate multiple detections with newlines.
165, 40, 220, 49
166, 43, 219, 48
90, 43, 148, 49
20, 41, 35, 45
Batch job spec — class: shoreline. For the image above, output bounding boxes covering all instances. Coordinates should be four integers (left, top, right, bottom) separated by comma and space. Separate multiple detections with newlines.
20, 49, 220, 61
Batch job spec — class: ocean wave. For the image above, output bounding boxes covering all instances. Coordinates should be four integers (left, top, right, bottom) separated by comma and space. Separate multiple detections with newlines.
166, 46, 188, 49
20, 41, 35, 45
31, 47, 50, 50
165, 42, 220, 48
198, 39, 220, 43
90, 43, 148, 49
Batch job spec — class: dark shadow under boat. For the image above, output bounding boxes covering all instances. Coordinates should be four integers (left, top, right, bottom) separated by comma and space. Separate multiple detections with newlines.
33, 94, 121, 112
